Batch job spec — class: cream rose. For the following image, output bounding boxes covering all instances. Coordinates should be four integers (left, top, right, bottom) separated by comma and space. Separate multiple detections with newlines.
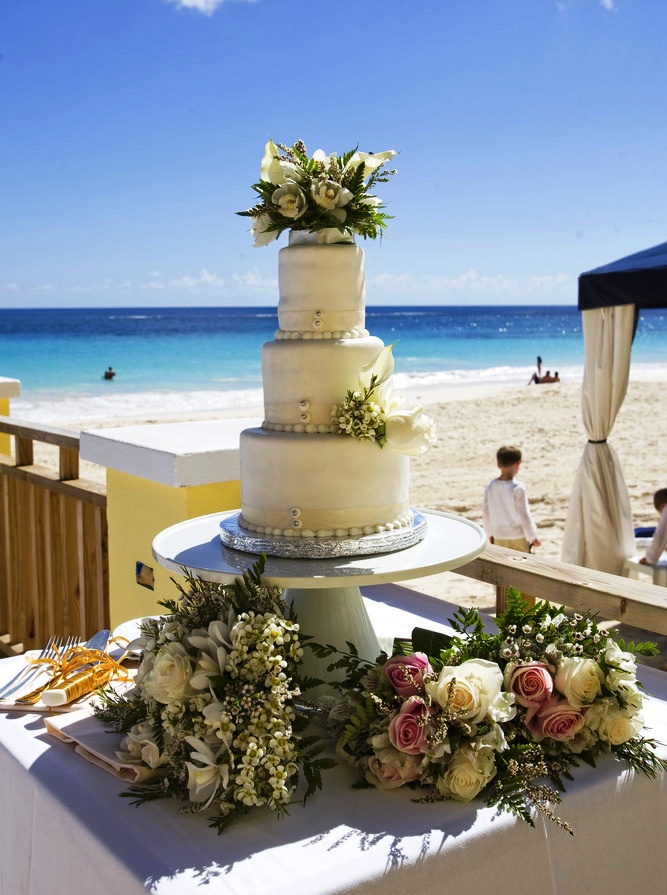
585, 699, 644, 745
426, 658, 503, 724
436, 746, 496, 801
554, 656, 603, 709
141, 641, 196, 705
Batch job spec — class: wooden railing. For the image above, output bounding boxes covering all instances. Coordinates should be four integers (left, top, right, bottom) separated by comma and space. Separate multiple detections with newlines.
0, 416, 108, 657
457, 543, 667, 635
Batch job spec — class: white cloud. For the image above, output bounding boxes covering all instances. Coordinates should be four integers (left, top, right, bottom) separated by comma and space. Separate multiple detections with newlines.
163, 269, 226, 290
600, 0, 616, 9
164, 0, 253, 14
232, 269, 277, 291
368, 270, 573, 300
0, 283, 19, 293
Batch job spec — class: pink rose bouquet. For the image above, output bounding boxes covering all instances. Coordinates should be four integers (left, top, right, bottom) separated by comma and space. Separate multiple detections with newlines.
320, 589, 667, 833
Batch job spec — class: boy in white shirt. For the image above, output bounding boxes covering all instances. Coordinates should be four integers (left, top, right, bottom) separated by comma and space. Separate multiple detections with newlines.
482, 445, 541, 553
639, 488, 667, 566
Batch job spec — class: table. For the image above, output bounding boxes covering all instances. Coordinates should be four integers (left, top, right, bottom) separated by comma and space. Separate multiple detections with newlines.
2, 583, 667, 895
152, 509, 486, 676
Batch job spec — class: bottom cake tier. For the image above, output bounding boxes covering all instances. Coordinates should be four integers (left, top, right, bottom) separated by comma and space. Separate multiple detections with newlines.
238, 427, 413, 538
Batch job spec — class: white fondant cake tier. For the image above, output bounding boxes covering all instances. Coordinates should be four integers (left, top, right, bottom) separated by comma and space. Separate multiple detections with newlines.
277, 242, 365, 335
262, 336, 384, 431
239, 428, 412, 538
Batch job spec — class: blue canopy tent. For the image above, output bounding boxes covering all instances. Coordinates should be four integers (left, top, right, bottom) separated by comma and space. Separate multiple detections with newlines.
562, 241, 667, 574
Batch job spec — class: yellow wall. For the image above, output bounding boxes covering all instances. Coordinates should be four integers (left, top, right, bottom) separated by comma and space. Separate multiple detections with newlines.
0, 398, 10, 456
106, 468, 240, 627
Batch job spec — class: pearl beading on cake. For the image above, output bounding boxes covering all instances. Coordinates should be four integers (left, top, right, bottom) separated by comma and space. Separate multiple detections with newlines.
263, 420, 337, 434
275, 327, 369, 341
238, 510, 414, 540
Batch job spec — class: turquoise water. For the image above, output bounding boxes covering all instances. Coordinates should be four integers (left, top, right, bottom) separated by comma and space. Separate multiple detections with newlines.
1, 305, 665, 423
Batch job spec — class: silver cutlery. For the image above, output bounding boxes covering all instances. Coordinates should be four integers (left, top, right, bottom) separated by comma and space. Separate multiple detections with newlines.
0, 635, 77, 701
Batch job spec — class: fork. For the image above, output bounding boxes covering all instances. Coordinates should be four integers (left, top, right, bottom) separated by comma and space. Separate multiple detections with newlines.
0, 636, 76, 701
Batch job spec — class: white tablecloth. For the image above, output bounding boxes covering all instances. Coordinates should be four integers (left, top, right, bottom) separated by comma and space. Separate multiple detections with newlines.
2, 584, 667, 895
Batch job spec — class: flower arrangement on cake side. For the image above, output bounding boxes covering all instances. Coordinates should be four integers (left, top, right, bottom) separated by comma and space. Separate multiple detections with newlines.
331, 344, 436, 456
94, 557, 334, 833
238, 138, 396, 246
315, 589, 667, 833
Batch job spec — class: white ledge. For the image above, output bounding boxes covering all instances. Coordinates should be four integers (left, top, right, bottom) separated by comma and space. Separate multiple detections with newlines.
80, 419, 260, 488
0, 378, 21, 400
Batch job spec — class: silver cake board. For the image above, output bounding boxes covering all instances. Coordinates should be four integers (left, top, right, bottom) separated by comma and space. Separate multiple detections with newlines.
219, 511, 428, 559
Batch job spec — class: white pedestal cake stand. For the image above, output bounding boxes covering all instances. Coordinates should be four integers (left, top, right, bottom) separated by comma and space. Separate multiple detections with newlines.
152, 508, 486, 681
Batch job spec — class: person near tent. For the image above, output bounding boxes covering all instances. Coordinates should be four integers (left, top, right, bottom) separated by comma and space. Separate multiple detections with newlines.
639, 488, 667, 566
482, 445, 541, 554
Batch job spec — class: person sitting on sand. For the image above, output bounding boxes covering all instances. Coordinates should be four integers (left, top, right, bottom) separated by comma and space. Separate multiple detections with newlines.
103, 366, 116, 380
528, 370, 560, 385
639, 488, 667, 566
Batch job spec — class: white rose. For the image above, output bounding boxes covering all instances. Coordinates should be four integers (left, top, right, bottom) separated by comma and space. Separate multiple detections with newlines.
585, 699, 644, 745
426, 658, 503, 724
436, 746, 496, 801
141, 641, 196, 705
311, 179, 353, 212
554, 656, 603, 709
272, 183, 307, 220
384, 406, 437, 457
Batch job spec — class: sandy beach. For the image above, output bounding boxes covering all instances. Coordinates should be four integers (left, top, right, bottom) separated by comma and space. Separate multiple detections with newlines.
26, 374, 665, 616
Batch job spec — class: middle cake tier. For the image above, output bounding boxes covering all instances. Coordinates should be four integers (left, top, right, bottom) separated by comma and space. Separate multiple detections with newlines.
262, 335, 385, 431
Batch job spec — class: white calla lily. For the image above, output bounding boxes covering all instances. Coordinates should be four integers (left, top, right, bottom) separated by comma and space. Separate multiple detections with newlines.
260, 139, 284, 185
344, 149, 396, 179
184, 736, 230, 806
359, 344, 395, 392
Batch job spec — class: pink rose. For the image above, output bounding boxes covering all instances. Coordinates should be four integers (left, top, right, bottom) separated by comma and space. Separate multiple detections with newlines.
384, 653, 432, 697
525, 695, 586, 742
505, 662, 553, 709
365, 752, 422, 789
388, 697, 430, 754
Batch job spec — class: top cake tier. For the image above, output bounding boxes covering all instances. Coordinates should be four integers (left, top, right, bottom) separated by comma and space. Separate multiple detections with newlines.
277, 242, 367, 339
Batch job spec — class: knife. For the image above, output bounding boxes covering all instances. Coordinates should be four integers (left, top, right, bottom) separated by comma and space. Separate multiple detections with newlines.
18, 630, 111, 707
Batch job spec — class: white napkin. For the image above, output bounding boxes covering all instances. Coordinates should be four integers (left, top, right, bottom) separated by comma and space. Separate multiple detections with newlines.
45, 703, 159, 783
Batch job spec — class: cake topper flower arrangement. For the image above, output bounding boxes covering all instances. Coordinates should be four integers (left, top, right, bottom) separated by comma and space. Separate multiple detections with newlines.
331, 344, 437, 457
238, 139, 397, 246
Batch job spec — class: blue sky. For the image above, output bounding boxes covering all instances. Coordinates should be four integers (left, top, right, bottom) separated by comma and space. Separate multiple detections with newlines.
1, 0, 666, 308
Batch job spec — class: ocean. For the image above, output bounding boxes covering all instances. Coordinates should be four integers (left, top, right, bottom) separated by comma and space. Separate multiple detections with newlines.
1, 305, 666, 425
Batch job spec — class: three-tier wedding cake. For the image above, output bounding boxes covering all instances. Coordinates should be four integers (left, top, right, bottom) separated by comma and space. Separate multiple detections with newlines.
223, 140, 435, 557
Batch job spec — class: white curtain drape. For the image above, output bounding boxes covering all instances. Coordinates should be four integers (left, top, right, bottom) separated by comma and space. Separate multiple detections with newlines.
561, 304, 636, 574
